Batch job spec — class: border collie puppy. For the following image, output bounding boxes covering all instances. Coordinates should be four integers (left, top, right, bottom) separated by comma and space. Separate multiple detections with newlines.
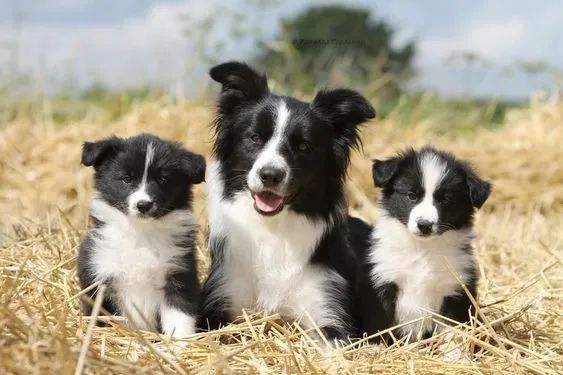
353, 146, 491, 342
78, 134, 205, 338
199, 61, 376, 341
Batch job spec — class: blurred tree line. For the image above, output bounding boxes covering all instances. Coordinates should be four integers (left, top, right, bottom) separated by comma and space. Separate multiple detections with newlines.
4, 3, 546, 127
256, 5, 415, 99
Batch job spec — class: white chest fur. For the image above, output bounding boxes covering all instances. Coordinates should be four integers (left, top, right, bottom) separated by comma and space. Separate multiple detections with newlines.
88, 197, 196, 336
369, 214, 474, 337
206, 162, 344, 329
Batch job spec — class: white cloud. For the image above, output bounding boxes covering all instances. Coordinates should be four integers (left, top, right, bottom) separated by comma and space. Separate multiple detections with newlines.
2, 0, 561, 99
4, 0, 279, 93
419, 16, 527, 65
3, 1, 201, 91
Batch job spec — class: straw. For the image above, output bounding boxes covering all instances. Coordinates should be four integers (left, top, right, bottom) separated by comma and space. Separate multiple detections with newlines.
1, 99, 561, 374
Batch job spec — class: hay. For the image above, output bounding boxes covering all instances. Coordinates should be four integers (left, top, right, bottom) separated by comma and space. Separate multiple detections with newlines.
0, 98, 562, 374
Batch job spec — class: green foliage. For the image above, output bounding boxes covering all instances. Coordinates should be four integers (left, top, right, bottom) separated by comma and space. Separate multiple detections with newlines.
0, 85, 513, 136
0, 84, 165, 126
256, 5, 415, 97
380, 93, 511, 134
80, 84, 163, 121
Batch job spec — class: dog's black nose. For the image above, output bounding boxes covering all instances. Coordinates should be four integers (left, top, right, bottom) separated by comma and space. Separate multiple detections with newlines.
417, 220, 433, 235
259, 166, 286, 187
136, 200, 153, 214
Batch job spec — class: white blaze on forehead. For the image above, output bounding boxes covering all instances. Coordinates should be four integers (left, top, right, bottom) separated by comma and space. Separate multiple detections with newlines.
407, 152, 448, 234
274, 100, 291, 134
419, 152, 448, 195
248, 100, 291, 192
142, 142, 155, 184
128, 142, 155, 214
263, 100, 290, 162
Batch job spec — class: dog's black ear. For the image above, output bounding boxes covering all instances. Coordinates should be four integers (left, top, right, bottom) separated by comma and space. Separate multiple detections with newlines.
464, 165, 491, 209
81, 137, 123, 168
209, 61, 269, 109
372, 157, 400, 188
312, 88, 376, 151
179, 150, 206, 184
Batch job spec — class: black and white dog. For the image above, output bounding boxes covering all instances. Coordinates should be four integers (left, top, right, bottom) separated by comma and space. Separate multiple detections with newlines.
78, 134, 205, 338
352, 146, 491, 341
199, 62, 376, 340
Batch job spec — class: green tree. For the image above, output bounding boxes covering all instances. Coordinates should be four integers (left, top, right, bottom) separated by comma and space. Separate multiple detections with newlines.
256, 5, 415, 97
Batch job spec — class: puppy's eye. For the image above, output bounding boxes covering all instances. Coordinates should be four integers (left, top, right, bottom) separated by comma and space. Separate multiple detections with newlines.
122, 175, 132, 184
250, 134, 263, 144
406, 191, 418, 201
439, 194, 451, 204
158, 176, 167, 185
298, 142, 310, 152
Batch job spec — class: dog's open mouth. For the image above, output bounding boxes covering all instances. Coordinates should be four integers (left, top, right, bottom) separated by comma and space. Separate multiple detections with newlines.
252, 191, 285, 216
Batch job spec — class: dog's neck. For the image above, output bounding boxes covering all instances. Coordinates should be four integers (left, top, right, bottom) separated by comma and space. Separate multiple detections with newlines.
90, 192, 197, 241
372, 208, 474, 255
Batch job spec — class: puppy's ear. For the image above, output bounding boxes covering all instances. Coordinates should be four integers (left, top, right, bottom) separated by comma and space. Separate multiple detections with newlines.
372, 157, 400, 188
209, 61, 269, 110
81, 137, 123, 168
179, 150, 206, 184
312, 88, 376, 151
464, 165, 491, 208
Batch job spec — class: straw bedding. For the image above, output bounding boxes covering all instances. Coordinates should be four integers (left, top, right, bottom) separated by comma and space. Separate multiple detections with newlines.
0, 99, 561, 374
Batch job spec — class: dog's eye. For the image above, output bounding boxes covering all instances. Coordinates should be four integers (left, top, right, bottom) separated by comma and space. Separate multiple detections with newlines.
406, 191, 418, 201
250, 134, 263, 144
439, 194, 451, 204
298, 142, 310, 152
122, 175, 132, 184
158, 176, 167, 185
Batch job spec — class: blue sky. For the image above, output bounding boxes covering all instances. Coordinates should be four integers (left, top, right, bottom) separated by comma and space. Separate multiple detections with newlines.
1, 0, 561, 99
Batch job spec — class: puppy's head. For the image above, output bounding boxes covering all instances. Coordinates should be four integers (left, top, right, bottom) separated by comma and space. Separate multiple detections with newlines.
372, 146, 491, 238
210, 61, 375, 217
82, 134, 205, 219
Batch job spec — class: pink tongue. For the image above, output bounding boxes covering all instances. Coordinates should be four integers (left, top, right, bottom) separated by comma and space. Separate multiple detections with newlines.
254, 192, 284, 213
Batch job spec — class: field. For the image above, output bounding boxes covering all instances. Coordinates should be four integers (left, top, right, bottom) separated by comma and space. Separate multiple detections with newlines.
0, 96, 562, 374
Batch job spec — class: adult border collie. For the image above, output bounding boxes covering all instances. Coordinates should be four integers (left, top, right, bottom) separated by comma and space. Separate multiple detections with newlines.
352, 146, 491, 342
78, 134, 205, 338
198, 61, 376, 341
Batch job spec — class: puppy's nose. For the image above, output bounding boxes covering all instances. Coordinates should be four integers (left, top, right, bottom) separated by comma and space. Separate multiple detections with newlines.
259, 166, 286, 187
417, 219, 433, 235
136, 200, 153, 214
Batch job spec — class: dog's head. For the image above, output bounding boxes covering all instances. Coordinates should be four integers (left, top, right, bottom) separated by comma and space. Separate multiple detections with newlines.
372, 146, 491, 237
210, 61, 375, 218
82, 134, 205, 219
